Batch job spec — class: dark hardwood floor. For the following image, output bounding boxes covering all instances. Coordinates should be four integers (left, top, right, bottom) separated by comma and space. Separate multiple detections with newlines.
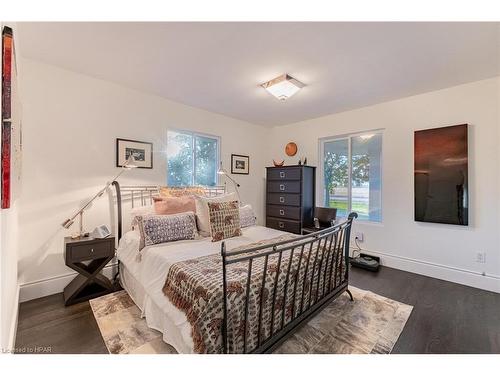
15, 293, 108, 354
351, 266, 500, 353
15, 266, 500, 354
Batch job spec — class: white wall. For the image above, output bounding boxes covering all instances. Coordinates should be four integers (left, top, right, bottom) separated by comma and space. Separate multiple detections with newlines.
269, 77, 500, 292
15, 59, 500, 302
17, 59, 270, 300
0, 203, 20, 351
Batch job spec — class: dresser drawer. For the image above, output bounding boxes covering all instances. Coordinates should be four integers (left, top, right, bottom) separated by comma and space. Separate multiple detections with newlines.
267, 180, 301, 194
68, 240, 114, 262
267, 168, 301, 181
267, 193, 301, 206
267, 217, 301, 234
267, 205, 301, 220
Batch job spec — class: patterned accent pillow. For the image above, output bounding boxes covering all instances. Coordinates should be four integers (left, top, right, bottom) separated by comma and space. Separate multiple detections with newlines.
195, 192, 238, 236
136, 212, 198, 251
159, 186, 206, 198
130, 205, 154, 230
208, 201, 242, 242
239, 204, 257, 228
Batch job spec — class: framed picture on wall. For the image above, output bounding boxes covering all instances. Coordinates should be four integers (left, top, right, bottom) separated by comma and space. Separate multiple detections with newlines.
116, 138, 153, 169
231, 154, 249, 174
414, 124, 468, 225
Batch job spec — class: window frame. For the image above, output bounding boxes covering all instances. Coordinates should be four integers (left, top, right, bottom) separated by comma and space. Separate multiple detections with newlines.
318, 129, 384, 223
166, 128, 221, 187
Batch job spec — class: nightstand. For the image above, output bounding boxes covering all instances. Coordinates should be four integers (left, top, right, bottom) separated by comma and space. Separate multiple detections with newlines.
63, 236, 116, 306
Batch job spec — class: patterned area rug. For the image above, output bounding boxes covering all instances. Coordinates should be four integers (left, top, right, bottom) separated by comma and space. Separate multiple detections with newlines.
90, 287, 412, 354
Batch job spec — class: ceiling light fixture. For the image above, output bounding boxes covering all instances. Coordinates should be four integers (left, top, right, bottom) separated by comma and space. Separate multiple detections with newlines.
261, 74, 304, 101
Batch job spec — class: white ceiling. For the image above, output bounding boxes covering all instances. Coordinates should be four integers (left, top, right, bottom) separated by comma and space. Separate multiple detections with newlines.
17, 22, 500, 127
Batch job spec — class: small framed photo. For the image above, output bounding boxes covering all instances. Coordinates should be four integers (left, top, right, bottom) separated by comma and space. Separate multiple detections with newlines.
116, 138, 153, 169
231, 154, 249, 174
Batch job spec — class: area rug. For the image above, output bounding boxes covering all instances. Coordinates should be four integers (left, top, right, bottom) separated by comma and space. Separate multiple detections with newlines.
89, 287, 412, 354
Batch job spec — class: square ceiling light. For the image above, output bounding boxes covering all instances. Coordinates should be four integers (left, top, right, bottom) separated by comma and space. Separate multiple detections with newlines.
261, 74, 305, 101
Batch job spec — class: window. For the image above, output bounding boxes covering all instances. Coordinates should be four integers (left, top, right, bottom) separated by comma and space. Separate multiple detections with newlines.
167, 130, 220, 186
320, 132, 382, 222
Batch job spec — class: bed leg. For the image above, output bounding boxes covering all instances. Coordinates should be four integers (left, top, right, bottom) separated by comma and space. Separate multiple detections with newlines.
346, 289, 354, 302
112, 260, 121, 291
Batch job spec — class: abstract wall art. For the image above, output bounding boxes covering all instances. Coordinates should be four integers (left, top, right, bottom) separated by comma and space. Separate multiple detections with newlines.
414, 124, 468, 226
2, 26, 13, 209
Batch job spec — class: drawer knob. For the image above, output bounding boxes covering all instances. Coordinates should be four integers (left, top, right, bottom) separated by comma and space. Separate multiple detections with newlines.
278, 222, 284, 229
279, 196, 285, 203
90, 248, 94, 253
279, 171, 285, 178
279, 184, 285, 191
279, 209, 285, 216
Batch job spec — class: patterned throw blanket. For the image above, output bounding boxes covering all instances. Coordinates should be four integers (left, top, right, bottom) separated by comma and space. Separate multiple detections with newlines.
163, 234, 347, 353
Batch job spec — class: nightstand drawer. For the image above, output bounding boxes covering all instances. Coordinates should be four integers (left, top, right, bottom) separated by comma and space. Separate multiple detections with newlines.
68, 241, 113, 262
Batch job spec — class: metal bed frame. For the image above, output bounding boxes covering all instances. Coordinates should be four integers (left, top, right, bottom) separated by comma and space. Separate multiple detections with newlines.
111, 182, 357, 354
221, 213, 357, 353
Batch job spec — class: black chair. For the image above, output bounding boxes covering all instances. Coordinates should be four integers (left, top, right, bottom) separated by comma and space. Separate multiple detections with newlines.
302, 207, 337, 235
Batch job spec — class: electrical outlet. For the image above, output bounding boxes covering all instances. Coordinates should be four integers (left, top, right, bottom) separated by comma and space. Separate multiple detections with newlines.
355, 232, 364, 242
475, 252, 486, 263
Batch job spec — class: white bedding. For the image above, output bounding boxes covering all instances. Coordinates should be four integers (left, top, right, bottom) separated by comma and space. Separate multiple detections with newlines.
117, 225, 287, 354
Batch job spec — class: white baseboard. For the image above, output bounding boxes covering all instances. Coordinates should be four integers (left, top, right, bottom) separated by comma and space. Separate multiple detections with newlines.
351, 247, 500, 293
19, 263, 118, 303
7, 284, 20, 352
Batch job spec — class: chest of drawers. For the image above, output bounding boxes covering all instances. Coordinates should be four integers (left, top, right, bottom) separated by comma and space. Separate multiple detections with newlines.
266, 165, 315, 234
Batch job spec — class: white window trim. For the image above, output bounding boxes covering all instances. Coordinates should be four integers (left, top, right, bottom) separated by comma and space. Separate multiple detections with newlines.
166, 128, 221, 186
318, 129, 384, 223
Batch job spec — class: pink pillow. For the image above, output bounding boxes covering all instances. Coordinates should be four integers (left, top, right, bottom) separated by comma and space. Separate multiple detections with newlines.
153, 196, 196, 215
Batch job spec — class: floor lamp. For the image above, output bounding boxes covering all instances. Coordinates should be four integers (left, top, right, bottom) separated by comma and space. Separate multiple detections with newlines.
217, 161, 242, 205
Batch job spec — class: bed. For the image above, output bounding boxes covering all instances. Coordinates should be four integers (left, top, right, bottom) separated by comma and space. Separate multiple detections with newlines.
112, 182, 357, 354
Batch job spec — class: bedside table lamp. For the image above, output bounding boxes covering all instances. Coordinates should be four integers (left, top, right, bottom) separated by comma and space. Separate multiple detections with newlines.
61, 155, 138, 238
217, 161, 242, 206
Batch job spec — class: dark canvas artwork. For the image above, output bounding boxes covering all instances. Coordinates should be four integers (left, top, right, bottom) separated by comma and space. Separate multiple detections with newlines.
414, 124, 468, 225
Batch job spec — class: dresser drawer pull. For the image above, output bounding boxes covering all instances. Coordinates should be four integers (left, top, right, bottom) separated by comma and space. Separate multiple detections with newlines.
279, 171, 285, 178
279, 184, 285, 191
279, 209, 285, 216
90, 248, 94, 253
279, 196, 285, 203
278, 222, 285, 229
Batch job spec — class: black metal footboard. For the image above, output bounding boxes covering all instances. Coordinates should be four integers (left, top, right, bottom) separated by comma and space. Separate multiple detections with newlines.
221, 212, 357, 353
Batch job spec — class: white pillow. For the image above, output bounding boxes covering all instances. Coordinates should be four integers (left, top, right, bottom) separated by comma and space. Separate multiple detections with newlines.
195, 192, 238, 236
239, 204, 257, 228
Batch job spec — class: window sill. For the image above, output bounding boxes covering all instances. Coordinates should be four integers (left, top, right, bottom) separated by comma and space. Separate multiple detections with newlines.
337, 217, 384, 227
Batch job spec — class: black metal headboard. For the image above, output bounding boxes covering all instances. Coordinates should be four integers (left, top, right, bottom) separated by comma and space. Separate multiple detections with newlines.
111, 181, 226, 241
111, 181, 122, 241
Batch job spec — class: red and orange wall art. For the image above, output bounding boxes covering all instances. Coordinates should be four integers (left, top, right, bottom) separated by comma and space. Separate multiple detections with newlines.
1, 26, 13, 209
